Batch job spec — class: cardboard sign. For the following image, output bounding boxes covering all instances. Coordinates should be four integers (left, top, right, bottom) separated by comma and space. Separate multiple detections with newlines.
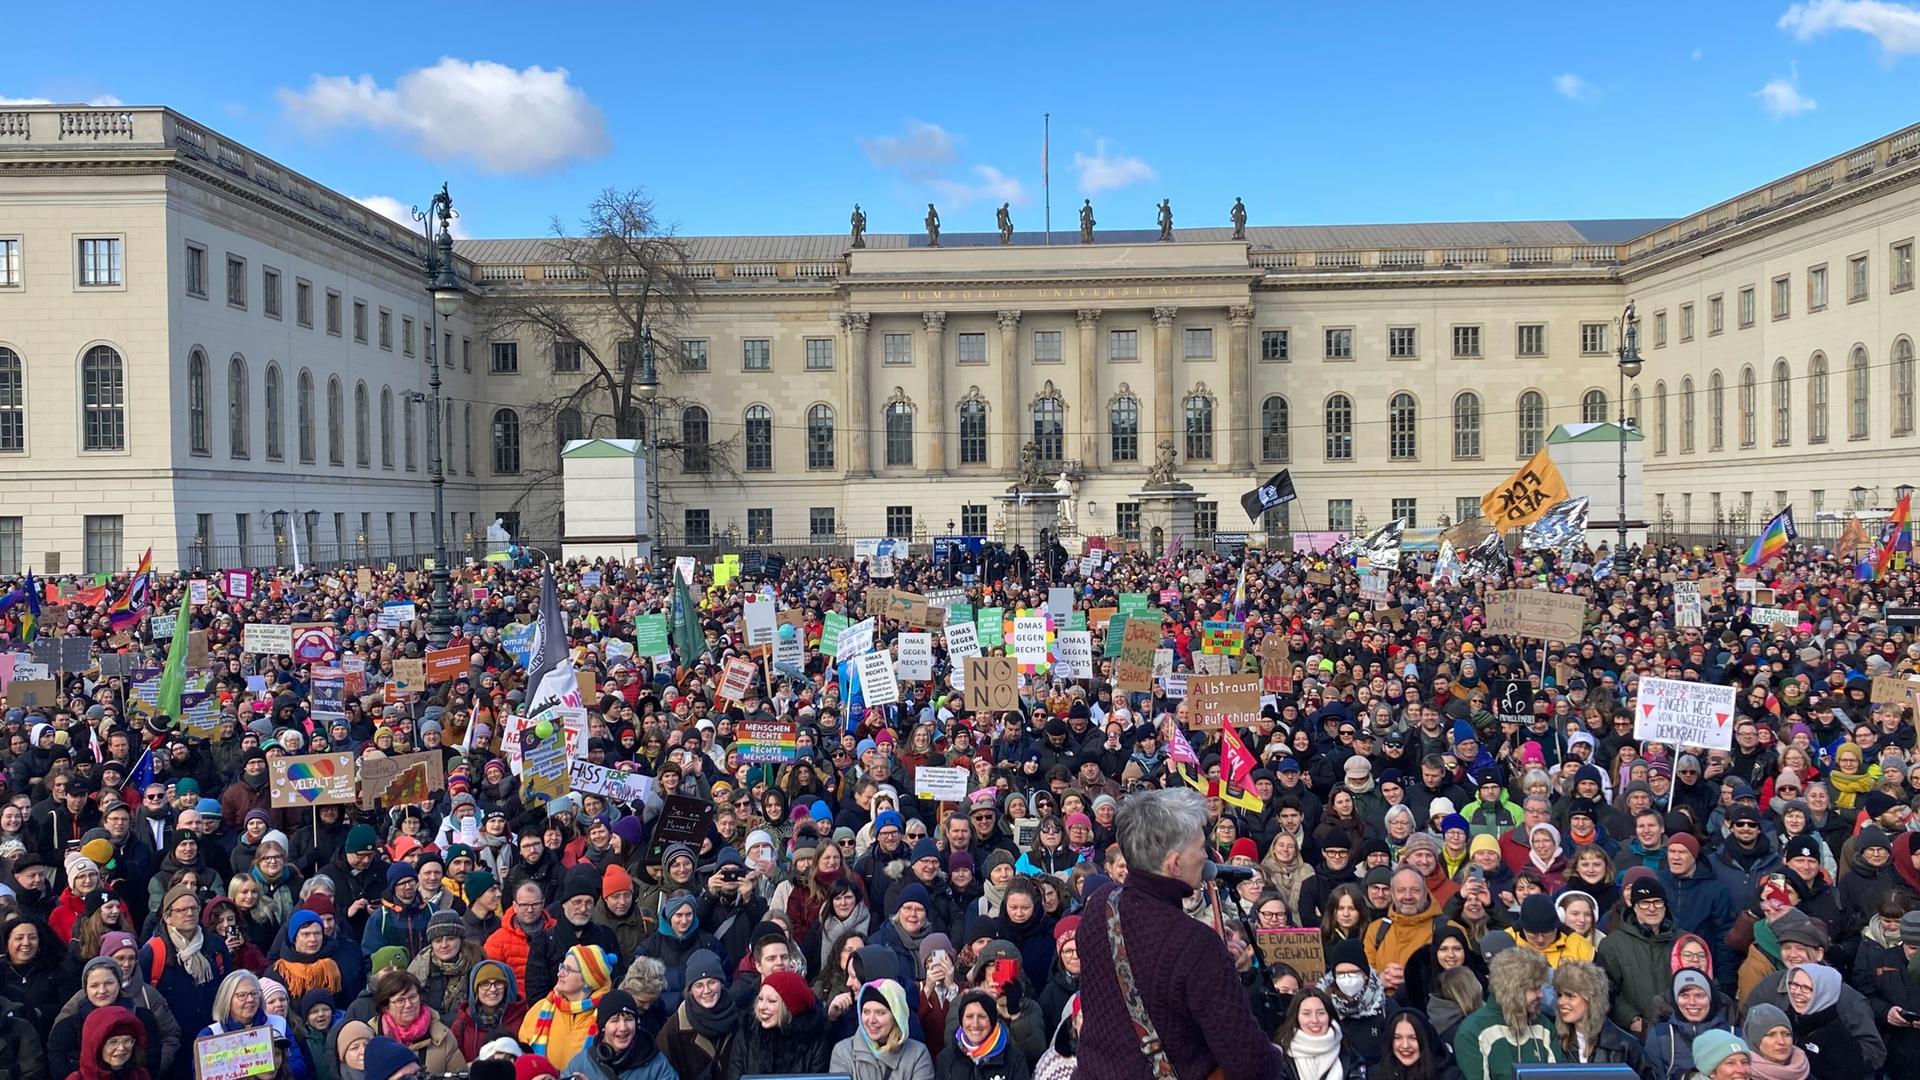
358, 751, 445, 809
886, 589, 938, 627
188, 630, 210, 669
718, 656, 758, 703
736, 718, 799, 763
425, 646, 467, 684
1053, 630, 1093, 679
1114, 616, 1160, 694
1188, 674, 1260, 731
567, 759, 654, 803
856, 650, 900, 705
743, 598, 776, 647
1255, 928, 1326, 984
1633, 675, 1737, 751
914, 766, 970, 802
356, 568, 375, 593
1871, 676, 1920, 705
645, 795, 715, 863
965, 655, 1019, 713
517, 720, 570, 806
5, 679, 57, 710
194, 1027, 275, 1080
1305, 569, 1333, 586
896, 632, 934, 681
242, 623, 292, 655
268, 752, 357, 808
392, 658, 426, 695
1485, 590, 1587, 641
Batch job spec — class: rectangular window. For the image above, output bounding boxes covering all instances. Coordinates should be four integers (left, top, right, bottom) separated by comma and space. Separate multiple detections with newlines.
185, 243, 208, 298
743, 338, 771, 370
886, 505, 914, 537
957, 333, 986, 364
809, 507, 837, 543
0, 518, 19, 575
1738, 287, 1755, 328
1679, 303, 1695, 341
1894, 241, 1913, 292
682, 339, 708, 370
961, 504, 987, 536
1517, 324, 1546, 357
400, 315, 412, 355
1033, 330, 1063, 363
489, 342, 519, 374
1851, 255, 1870, 301
1324, 328, 1354, 360
0, 238, 19, 287
683, 509, 711, 546
353, 300, 368, 342
1391, 497, 1418, 527
378, 309, 392, 350
1388, 327, 1417, 359
1809, 264, 1828, 311
263, 268, 281, 319
461, 338, 471, 372
295, 280, 312, 327
1109, 329, 1138, 361
1116, 502, 1141, 541
805, 338, 833, 370
78, 238, 122, 286
1708, 295, 1724, 335
747, 508, 773, 544
1327, 499, 1354, 532
553, 341, 582, 372
1653, 312, 1667, 348
885, 333, 915, 365
1772, 276, 1790, 319
325, 291, 342, 336
1182, 328, 1213, 359
1455, 497, 1480, 526
1194, 502, 1218, 540
1580, 323, 1608, 354
1260, 329, 1289, 361
226, 254, 247, 308
1451, 325, 1480, 358
82, 515, 122, 575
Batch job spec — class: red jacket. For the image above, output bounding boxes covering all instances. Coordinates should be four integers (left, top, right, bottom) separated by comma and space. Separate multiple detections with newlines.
484, 913, 555, 991
48, 888, 87, 943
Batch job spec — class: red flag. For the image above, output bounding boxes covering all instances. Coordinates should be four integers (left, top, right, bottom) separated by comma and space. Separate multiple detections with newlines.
1219, 721, 1257, 790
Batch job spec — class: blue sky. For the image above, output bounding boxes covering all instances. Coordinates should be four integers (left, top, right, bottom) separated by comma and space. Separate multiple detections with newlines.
8, 1, 1920, 240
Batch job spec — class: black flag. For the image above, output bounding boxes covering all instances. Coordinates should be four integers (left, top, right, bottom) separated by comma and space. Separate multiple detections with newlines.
1240, 470, 1298, 522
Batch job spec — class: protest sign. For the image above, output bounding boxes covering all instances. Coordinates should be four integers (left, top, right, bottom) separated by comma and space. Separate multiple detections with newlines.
944, 620, 980, 660
567, 759, 654, 803
1255, 929, 1326, 983
221, 569, 255, 601
310, 669, 346, 722
886, 589, 939, 627
736, 718, 799, 763
773, 636, 806, 680
1102, 612, 1132, 659
517, 720, 570, 805
1673, 581, 1702, 628
837, 616, 876, 659
289, 623, 339, 665
1188, 674, 1260, 731
242, 623, 291, 656
820, 612, 849, 657
1114, 617, 1160, 694
914, 766, 970, 802
194, 1027, 275, 1080
1871, 676, 1920, 705
188, 579, 210, 606
188, 630, 210, 669
743, 598, 776, 646
1358, 571, 1390, 603
632, 615, 670, 657
976, 608, 1005, 648
391, 658, 426, 695
152, 614, 177, 640
1633, 675, 1737, 751
1491, 679, 1535, 724
6, 679, 57, 710
425, 646, 466, 684
1485, 590, 1587, 641
965, 656, 1018, 712
1048, 587, 1075, 618
358, 751, 445, 809
718, 656, 758, 703
896, 632, 934, 681
1751, 607, 1798, 628
856, 650, 900, 706
268, 753, 357, 808
1053, 630, 1093, 679
1012, 616, 1049, 672
645, 795, 715, 863
1199, 620, 1245, 655
375, 602, 416, 629
1159, 673, 1188, 699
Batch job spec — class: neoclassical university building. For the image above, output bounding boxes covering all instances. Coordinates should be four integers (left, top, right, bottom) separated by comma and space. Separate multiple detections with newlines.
0, 104, 1917, 572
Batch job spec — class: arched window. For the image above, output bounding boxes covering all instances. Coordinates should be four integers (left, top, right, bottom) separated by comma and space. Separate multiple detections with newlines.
1630, 386, 1641, 433
0, 348, 21, 453
1895, 338, 1915, 436
682, 405, 710, 473
1772, 360, 1791, 445
463, 403, 473, 475
298, 372, 315, 463
403, 396, 417, 471
327, 377, 344, 465
491, 408, 520, 474
742, 405, 771, 471
1032, 391, 1064, 463
1850, 346, 1871, 439
379, 387, 394, 468
1652, 383, 1666, 454
1325, 394, 1353, 460
1808, 354, 1828, 443
1680, 376, 1696, 452
960, 399, 990, 464
1260, 395, 1289, 463
227, 355, 248, 459
806, 404, 835, 469
1581, 389, 1608, 424
264, 364, 282, 461
187, 348, 208, 454
1452, 392, 1481, 459
354, 382, 370, 467
885, 400, 915, 467
1388, 392, 1417, 460
1707, 371, 1724, 451
1184, 393, 1214, 460
1517, 391, 1545, 456
82, 345, 126, 451
555, 407, 584, 466
1738, 365, 1756, 448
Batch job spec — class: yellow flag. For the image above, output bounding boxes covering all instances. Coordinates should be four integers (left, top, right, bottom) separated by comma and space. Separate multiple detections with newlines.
1480, 448, 1569, 529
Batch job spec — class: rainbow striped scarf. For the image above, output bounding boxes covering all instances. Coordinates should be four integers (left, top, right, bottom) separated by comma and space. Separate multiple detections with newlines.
527, 991, 597, 1058
957, 1018, 1008, 1062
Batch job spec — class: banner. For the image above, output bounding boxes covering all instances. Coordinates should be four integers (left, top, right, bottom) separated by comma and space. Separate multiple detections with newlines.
1485, 589, 1587, 641
268, 753, 357, 808
567, 759, 654, 803
1480, 448, 1569, 528
1633, 675, 1736, 751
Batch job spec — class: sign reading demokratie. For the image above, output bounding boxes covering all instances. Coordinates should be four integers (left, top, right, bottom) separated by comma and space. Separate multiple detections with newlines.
1484, 589, 1586, 642
1633, 675, 1737, 752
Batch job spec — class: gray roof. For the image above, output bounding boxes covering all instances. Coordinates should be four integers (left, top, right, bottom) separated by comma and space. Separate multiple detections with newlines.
455, 218, 1672, 264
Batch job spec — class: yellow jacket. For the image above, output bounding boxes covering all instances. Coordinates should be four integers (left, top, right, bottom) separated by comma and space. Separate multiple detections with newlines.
1505, 927, 1597, 967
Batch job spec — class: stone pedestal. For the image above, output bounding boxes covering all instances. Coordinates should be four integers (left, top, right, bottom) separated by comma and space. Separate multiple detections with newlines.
1132, 486, 1199, 555
996, 490, 1067, 550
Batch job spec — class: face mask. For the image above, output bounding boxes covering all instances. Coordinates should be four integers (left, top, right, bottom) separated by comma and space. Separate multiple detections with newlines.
1335, 972, 1366, 997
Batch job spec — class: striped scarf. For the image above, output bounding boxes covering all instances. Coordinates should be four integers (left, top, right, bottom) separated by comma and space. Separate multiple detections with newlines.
957, 1018, 1008, 1063
527, 992, 597, 1058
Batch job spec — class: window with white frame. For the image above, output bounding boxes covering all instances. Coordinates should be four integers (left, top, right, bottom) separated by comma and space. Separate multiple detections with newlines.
1324, 328, 1353, 360
1033, 331, 1062, 363
0, 238, 19, 287
1388, 327, 1417, 359
78, 238, 122, 286
743, 338, 771, 370
1110, 329, 1139, 361
805, 339, 833, 370
1580, 323, 1608, 354
1261, 329, 1289, 361
1182, 328, 1212, 359
956, 333, 985, 364
1516, 324, 1545, 357
885, 333, 914, 365
1327, 500, 1353, 531
1391, 498, 1417, 527
1452, 326, 1480, 358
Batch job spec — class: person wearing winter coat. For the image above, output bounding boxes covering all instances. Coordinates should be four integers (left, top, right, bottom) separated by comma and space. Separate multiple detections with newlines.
1643, 969, 1732, 1080
365, 970, 463, 1075
1029, 993, 1079, 1080
0, 988, 48, 1080
1318, 938, 1389, 1067
1373, 1007, 1465, 1080
518, 945, 612, 1071
595, 866, 648, 962
1033, 917, 1079, 1036
1453, 949, 1558, 1080
1596, 877, 1680, 1037
656, 950, 735, 1080
447, 960, 524, 1064
0, 915, 79, 1042
358, 864, 429, 959
722, 970, 831, 1079
405, 914, 482, 1020
67, 1005, 147, 1080
1741, 1002, 1812, 1080
1276, 988, 1368, 1080
1782, 963, 1864, 1080
629, 894, 721, 1016
89, 936, 178, 1080
1656, 836, 1737, 990
195, 972, 309, 1080
46, 960, 168, 1080
1744, 942, 1887, 1072
1550, 960, 1648, 1075
560, 990, 675, 1080
829, 978, 935, 1080
932, 989, 1029, 1080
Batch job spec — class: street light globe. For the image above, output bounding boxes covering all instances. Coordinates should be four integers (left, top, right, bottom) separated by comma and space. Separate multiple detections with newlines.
432, 287, 462, 318
1620, 359, 1642, 379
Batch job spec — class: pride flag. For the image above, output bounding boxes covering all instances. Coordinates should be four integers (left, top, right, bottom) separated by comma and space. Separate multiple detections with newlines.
1740, 506, 1797, 570
0, 573, 41, 643
1861, 493, 1912, 581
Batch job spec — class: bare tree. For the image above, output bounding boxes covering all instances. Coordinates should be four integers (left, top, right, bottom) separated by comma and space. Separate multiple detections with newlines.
486, 188, 740, 511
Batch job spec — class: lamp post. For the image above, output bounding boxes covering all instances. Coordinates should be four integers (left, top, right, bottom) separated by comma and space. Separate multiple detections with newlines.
1615, 301, 1643, 575
637, 325, 662, 562
413, 185, 465, 647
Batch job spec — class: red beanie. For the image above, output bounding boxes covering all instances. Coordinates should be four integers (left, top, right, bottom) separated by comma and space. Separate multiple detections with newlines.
300, 894, 334, 918
762, 969, 815, 1017
1053, 914, 1081, 948
603, 863, 634, 896
514, 1056, 557, 1080
1229, 838, 1259, 862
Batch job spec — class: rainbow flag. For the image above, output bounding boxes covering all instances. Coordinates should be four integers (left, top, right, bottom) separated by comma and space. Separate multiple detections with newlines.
1740, 506, 1797, 569
1860, 493, 1912, 581
0, 572, 41, 643
108, 547, 154, 630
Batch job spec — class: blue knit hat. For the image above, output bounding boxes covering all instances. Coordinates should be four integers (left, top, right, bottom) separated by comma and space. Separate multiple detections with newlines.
1440, 814, 1471, 835
893, 882, 932, 917
363, 1037, 418, 1080
1452, 720, 1478, 745
875, 809, 904, 834
385, 862, 417, 889
285, 909, 323, 944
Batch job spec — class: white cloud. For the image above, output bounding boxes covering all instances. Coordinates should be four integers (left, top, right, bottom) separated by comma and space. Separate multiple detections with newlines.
1780, 0, 1920, 56
858, 120, 956, 171
278, 58, 609, 174
930, 165, 1028, 208
0, 95, 123, 106
1553, 73, 1594, 100
356, 195, 471, 239
1692, 47, 1706, 60
1073, 139, 1156, 195
1756, 65, 1818, 116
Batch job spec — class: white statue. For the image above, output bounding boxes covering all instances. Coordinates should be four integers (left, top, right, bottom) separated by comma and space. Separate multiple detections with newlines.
485, 517, 512, 544
1054, 471, 1077, 529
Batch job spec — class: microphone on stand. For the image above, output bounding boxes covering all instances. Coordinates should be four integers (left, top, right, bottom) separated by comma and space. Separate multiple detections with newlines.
1202, 861, 1259, 885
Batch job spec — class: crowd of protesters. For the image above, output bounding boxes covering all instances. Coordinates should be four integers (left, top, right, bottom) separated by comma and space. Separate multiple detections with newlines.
0, 529, 1911, 1080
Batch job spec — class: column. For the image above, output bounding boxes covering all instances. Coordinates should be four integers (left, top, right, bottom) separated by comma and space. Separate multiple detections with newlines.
1228, 304, 1255, 471
842, 312, 871, 476
1076, 309, 1101, 465
1152, 306, 1179, 450
997, 310, 1022, 470
922, 311, 948, 473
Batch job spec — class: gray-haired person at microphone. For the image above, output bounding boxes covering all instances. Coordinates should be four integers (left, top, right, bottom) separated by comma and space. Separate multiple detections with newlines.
1075, 787, 1284, 1080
